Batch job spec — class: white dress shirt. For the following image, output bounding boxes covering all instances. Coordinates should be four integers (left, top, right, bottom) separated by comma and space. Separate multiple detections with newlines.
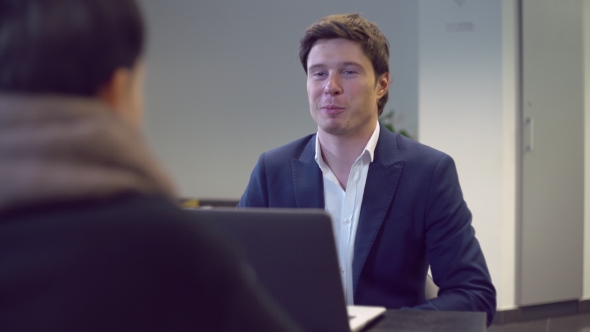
314, 123, 380, 305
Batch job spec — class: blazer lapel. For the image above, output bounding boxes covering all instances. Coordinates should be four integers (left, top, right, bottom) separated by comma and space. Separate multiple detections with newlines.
352, 126, 405, 293
291, 135, 324, 209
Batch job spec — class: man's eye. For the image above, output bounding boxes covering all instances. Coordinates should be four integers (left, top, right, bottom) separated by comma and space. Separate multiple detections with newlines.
343, 70, 356, 75
312, 72, 325, 77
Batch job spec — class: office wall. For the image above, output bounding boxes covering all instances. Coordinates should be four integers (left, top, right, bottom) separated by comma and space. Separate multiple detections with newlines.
584, 0, 590, 301
418, 0, 516, 309
139, 0, 419, 199
417, 0, 588, 309
519, 0, 584, 306
501, 0, 519, 309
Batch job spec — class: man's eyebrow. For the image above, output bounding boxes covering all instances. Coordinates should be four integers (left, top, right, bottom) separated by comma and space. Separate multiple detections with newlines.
307, 62, 364, 71
307, 64, 326, 72
341, 62, 367, 71
341, 61, 362, 67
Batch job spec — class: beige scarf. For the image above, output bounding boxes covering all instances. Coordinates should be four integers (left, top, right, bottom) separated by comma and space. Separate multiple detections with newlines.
0, 94, 177, 213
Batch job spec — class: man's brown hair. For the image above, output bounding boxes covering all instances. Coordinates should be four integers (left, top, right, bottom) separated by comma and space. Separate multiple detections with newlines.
299, 13, 390, 115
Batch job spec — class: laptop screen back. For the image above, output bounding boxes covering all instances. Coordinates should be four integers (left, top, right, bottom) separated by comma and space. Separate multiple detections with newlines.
188, 208, 350, 332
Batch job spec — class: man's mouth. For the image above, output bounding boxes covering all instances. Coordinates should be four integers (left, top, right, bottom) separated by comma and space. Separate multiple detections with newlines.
321, 105, 345, 114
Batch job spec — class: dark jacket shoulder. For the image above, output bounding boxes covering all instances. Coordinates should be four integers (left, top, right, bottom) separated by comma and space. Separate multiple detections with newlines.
377, 128, 449, 166
0, 194, 301, 332
262, 133, 315, 163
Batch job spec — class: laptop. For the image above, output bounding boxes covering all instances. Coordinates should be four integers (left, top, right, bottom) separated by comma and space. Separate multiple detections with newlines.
187, 208, 385, 332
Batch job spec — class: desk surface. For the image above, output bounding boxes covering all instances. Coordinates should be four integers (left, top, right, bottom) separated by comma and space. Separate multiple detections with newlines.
363, 309, 487, 332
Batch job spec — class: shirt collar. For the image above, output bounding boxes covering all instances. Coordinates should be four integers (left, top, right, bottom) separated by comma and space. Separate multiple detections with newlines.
314, 122, 380, 168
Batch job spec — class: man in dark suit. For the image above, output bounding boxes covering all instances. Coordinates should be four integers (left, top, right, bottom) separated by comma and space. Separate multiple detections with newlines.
239, 13, 496, 326
0, 0, 300, 331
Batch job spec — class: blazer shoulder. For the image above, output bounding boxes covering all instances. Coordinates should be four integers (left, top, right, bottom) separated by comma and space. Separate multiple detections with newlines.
262, 134, 315, 163
377, 128, 448, 167
390, 132, 450, 164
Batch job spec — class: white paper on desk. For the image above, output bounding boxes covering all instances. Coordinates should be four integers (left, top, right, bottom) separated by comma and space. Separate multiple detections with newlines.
347, 305, 386, 332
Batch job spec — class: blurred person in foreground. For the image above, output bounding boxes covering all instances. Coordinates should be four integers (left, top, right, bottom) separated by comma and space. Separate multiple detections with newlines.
0, 0, 300, 331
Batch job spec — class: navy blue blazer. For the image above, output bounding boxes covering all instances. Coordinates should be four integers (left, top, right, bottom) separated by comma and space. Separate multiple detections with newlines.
238, 124, 496, 325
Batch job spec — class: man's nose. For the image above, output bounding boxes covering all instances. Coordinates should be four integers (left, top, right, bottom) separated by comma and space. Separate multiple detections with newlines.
324, 75, 343, 96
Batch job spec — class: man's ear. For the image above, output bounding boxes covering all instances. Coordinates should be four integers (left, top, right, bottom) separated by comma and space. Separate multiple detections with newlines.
376, 72, 390, 98
96, 67, 132, 115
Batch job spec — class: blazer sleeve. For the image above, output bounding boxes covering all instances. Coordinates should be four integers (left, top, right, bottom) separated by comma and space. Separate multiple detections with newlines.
238, 153, 269, 208
413, 154, 496, 326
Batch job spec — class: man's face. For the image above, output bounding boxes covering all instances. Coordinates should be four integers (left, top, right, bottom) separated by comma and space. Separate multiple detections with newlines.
306, 38, 388, 138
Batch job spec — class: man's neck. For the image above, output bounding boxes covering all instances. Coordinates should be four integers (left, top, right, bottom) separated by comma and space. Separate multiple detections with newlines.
318, 123, 376, 190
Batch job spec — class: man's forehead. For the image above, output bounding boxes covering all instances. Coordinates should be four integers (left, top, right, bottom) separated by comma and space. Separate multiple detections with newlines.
310, 38, 364, 51
307, 39, 371, 68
